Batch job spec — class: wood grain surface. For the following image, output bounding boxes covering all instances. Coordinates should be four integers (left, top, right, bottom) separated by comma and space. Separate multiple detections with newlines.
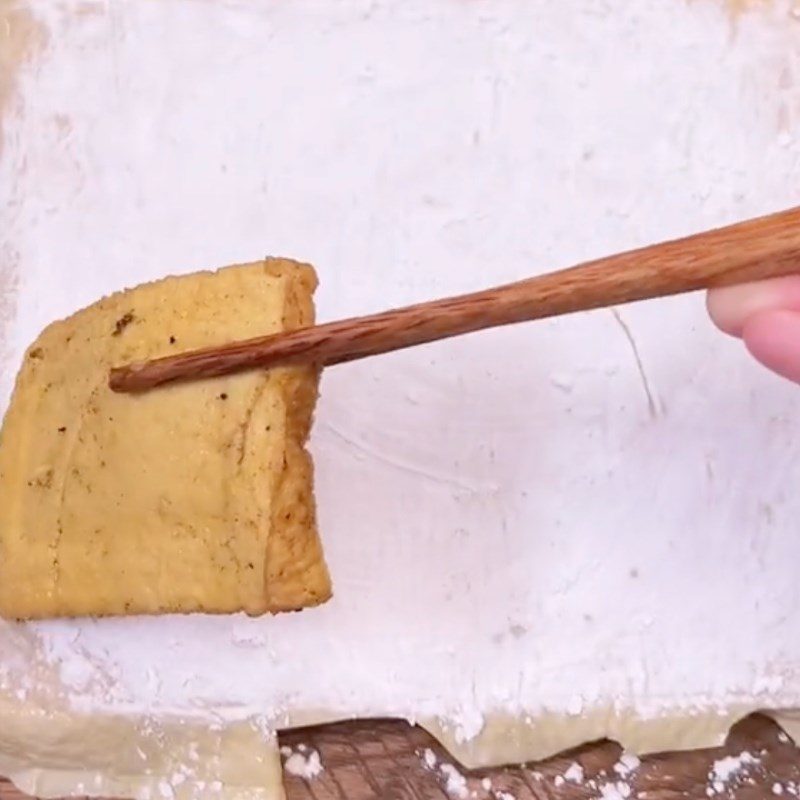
2, 714, 798, 800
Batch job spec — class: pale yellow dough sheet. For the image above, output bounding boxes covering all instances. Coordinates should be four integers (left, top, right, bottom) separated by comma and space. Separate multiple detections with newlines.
1, 676, 800, 800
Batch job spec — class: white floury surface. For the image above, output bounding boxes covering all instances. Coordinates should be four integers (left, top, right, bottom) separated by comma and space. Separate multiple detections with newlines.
1, 0, 800, 744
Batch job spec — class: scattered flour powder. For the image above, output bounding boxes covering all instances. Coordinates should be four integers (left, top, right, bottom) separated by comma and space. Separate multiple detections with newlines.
421, 748, 438, 770
421, 749, 470, 799
281, 747, 324, 780
597, 781, 632, 800
564, 761, 585, 784
613, 753, 641, 778
439, 763, 468, 799
707, 751, 760, 795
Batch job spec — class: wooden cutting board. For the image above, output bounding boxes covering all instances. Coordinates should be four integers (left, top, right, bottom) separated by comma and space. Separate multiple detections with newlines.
1, 714, 798, 800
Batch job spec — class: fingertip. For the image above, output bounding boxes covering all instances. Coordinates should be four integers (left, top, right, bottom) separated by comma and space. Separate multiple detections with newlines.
706, 286, 745, 336
742, 308, 800, 384
707, 275, 800, 338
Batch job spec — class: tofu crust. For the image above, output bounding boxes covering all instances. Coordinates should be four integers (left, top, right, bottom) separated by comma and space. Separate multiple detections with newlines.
0, 259, 331, 619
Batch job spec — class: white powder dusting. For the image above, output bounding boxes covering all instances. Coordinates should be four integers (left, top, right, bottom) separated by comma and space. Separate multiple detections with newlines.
2, 2, 800, 786
754, 674, 785, 695
774, 784, 785, 795
708, 751, 759, 794
452, 705, 486, 744
614, 753, 641, 778
566, 695, 584, 716
230, 624, 267, 649
554, 775, 565, 787
550, 373, 574, 394
598, 782, 632, 800
439, 763, 468, 799
564, 762, 585, 784
283, 748, 323, 780
481, 777, 492, 791
422, 748, 438, 770
496, 792, 516, 800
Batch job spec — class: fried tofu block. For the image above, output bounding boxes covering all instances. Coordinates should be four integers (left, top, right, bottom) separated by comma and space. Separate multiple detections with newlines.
0, 260, 331, 619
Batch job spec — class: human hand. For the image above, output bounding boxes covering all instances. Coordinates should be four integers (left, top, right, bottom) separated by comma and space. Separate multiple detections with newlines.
707, 276, 800, 383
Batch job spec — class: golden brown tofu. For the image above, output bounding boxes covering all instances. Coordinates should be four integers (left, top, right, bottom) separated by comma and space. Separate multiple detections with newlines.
0, 259, 331, 619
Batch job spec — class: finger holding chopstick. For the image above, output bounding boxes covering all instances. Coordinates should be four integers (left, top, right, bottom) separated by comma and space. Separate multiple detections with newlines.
707, 275, 800, 384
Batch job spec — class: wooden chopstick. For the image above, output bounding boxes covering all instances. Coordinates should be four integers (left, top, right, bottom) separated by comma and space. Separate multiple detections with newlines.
110, 206, 800, 393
